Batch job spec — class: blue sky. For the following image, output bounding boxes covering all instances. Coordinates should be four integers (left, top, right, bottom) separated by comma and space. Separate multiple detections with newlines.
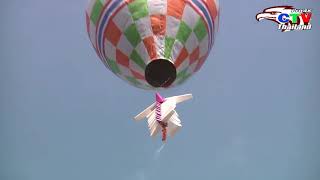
1, 0, 319, 180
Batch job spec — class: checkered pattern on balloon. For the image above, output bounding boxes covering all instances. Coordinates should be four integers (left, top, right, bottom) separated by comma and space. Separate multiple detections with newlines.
86, 0, 219, 89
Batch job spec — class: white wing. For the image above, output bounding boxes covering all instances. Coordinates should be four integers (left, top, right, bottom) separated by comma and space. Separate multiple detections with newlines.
166, 94, 192, 104
135, 94, 192, 121
134, 102, 156, 121
148, 115, 160, 137
166, 111, 182, 137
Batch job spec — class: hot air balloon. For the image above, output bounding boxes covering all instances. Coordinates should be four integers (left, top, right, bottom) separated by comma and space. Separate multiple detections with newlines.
85, 0, 219, 141
86, 0, 219, 89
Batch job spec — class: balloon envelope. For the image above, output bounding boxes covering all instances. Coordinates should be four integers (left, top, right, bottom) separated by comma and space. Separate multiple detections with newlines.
86, 0, 219, 89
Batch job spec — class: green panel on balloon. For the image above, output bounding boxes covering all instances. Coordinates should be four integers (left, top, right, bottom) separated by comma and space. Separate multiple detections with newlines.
194, 18, 208, 41
125, 24, 141, 47
130, 50, 146, 69
176, 21, 192, 44
107, 59, 121, 74
126, 76, 141, 85
90, 0, 103, 25
165, 37, 175, 59
178, 73, 192, 85
176, 68, 188, 79
128, 0, 149, 21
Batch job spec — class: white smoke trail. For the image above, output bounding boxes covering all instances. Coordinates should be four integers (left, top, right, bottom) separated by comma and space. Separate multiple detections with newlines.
153, 143, 166, 160
128, 143, 167, 180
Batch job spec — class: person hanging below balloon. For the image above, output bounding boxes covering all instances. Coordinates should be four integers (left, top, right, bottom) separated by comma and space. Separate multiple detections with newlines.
135, 93, 192, 142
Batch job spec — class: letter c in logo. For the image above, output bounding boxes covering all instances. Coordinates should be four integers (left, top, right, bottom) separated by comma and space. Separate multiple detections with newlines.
278, 13, 289, 23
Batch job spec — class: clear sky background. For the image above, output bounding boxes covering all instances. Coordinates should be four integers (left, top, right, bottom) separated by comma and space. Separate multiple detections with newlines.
1, 0, 319, 180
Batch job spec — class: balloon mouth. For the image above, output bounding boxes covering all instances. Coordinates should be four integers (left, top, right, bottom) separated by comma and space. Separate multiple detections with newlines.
145, 59, 176, 88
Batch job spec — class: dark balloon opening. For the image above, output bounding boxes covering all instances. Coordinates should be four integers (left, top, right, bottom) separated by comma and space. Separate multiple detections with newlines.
145, 59, 176, 88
